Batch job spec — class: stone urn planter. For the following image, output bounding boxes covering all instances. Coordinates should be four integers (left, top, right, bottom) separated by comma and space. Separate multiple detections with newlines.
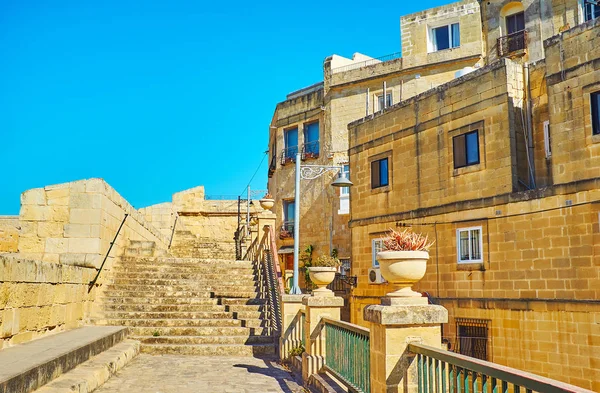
307, 267, 337, 296
259, 198, 275, 211
377, 250, 429, 297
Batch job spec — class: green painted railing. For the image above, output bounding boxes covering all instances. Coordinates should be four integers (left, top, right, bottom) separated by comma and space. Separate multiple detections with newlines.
323, 318, 370, 393
409, 343, 595, 393
300, 310, 306, 348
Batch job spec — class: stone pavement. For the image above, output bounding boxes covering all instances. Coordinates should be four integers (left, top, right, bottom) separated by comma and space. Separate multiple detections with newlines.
94, 354, 306, 393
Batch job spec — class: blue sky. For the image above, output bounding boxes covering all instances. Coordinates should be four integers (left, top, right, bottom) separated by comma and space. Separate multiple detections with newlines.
0, 0, 448, 215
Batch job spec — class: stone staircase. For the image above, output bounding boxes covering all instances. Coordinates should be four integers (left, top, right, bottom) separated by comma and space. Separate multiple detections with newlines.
169, 230, 237, 259
96, 239, 275, 356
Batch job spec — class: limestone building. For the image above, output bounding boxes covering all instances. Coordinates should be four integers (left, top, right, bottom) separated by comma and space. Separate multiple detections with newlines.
267, 0, 484, 285
346, 8, 600, 391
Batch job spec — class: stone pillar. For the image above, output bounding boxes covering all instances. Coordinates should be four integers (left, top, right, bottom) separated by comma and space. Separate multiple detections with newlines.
279, 294, 307, 361
257, 210, 276, 233
364, 297, 448, 393
301, 295, 344, 381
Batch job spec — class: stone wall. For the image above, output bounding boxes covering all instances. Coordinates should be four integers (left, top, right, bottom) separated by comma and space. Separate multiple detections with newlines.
18, 178, 169, 269
0, 254, 96, 348
0, 216, 19, 253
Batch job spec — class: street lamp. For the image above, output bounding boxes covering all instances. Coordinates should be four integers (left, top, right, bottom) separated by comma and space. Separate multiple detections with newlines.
289, 152, 353, 295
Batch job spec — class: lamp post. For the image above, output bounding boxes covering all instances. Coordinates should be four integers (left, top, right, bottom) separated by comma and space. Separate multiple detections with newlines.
289, 152, 353, 295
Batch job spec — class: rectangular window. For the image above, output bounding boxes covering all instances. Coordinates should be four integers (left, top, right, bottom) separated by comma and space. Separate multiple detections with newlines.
506, 11, 525, 34
371, 239, 385, 267
543, 120, 551, 158
284, 128, 298, 159
431, 23, 460, 51
371, 158, 389, 189
340, 164, 350, 197
456, 318, 489, 361
283, 200, 295, 223
303, 122, 320, 157
457, 227, 483, 263
453, 130, 480, 169
584, 0, 600, 21
592, 91, 600, 135
377, 93, 393, 111
339, 164, 350, 215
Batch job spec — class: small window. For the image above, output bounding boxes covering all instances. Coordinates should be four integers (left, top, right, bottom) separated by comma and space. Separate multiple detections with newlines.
431, 23, 460, 52
453, 130, 480, 169
457, 227, 483, 263
377, 93, 393, 111
371, 158, 389, 188
371, 239, 385, 267
592, 91, 600, 135
543, 121, 551, 158
584, 0, 600, 21
456, 318, 489, 361
284, 128, 298, 159
303, 122, 320, 157
339, 164, 350, 215
505, 11, 525, 34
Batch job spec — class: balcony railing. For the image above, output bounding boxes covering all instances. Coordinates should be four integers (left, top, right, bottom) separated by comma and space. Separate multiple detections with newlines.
497, 30, 527, 58
279, 221, 294, 239
301, 141, 320, 160
409, 343, 594, 393
323, 318, 370, 393
280, 146, 298, 165
331, 51, 402, 73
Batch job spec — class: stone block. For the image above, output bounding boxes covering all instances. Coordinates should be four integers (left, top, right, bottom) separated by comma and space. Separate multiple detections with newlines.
46, 238, 68, 254
38, 222, 64, 238
64, 224, 91, 238
70, 209, 102, 225
85, 178, 107, 193
21, 189, 46, 206
18, 237, 45, 253
70, 193, 102, 209
20, 205, 50, 221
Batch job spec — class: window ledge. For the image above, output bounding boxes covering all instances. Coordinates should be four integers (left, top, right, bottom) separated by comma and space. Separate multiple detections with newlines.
427, 46, 461, 54
457, 262, 485, 271
371, 185, 391, 194
453, 163, 482, 177
592, 134, 600, 144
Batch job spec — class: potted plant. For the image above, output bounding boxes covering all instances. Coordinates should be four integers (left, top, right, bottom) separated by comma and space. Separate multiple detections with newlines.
307, 254, 341, 296
377, 228, 434, 297
259, 192, 275, 210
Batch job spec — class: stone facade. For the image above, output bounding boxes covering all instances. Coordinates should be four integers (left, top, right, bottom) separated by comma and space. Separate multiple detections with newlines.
347, 19, 600, 391
268, 0, 484, 282
0, 216, 19, 253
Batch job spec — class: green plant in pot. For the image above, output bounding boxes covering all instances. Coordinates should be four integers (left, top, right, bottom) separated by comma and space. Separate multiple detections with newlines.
307, 254, 341, 296
377, 228, 434, 297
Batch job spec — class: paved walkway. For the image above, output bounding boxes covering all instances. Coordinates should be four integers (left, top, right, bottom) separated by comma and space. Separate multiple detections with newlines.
95, 354, 305, 393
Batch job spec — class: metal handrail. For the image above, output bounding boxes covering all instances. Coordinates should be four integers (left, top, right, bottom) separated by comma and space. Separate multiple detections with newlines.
409, 343, 595, 393
168, 213, 178, 249
331, 52, 402, 73
321, 317, 370, 338
88, 213, 128, 292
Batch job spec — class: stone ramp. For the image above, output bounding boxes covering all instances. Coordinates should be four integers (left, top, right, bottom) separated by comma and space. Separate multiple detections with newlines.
0, 326, 130, 393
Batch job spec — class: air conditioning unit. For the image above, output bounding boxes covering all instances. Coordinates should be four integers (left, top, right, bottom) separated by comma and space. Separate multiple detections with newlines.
368, 268, 386, 284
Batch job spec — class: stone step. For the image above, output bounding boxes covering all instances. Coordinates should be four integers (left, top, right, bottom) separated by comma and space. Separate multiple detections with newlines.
0, 326, 128, 393
33, 339, 140, 393
133, 335, 274, 345
105, 284, 258, 292
139, 343, 275, 356
128, 326, 270, 337
101, 296, 220, 305
109, 278, 258, 286
120, 257, 246, 265
94, 319, 244, 328
103, 289, 261, 299
104, 303, 266, 313
102, 311, 236, 320
123, 248, 155, 257
112, 266, 255, 274
112, 272, 256, 280
128, 241, 156, 248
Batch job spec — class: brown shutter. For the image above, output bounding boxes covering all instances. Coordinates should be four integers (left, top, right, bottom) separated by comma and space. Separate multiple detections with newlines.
453, 134, 467, 168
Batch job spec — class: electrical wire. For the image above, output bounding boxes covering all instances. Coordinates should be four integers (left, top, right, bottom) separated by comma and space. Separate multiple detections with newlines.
238, 151, 268, 197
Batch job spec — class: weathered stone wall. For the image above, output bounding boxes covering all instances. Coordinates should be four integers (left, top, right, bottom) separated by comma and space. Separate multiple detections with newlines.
18, 178, 169, 268
138, 202, 177, 238
401, 0, 482, 68
0, 216, 19, 253
0, 254, 96, 348
544, 18, 600, 185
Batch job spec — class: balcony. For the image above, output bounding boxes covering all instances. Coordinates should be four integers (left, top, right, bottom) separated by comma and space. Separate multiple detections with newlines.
268, 154, 277, 178
279, 221, 294, 239
497, 30, 527, 58
280, 146, 298, 166
301, 140, 320, 160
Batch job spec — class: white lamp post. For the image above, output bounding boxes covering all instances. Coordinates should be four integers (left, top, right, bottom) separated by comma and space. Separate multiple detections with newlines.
289, 152, 353, 295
